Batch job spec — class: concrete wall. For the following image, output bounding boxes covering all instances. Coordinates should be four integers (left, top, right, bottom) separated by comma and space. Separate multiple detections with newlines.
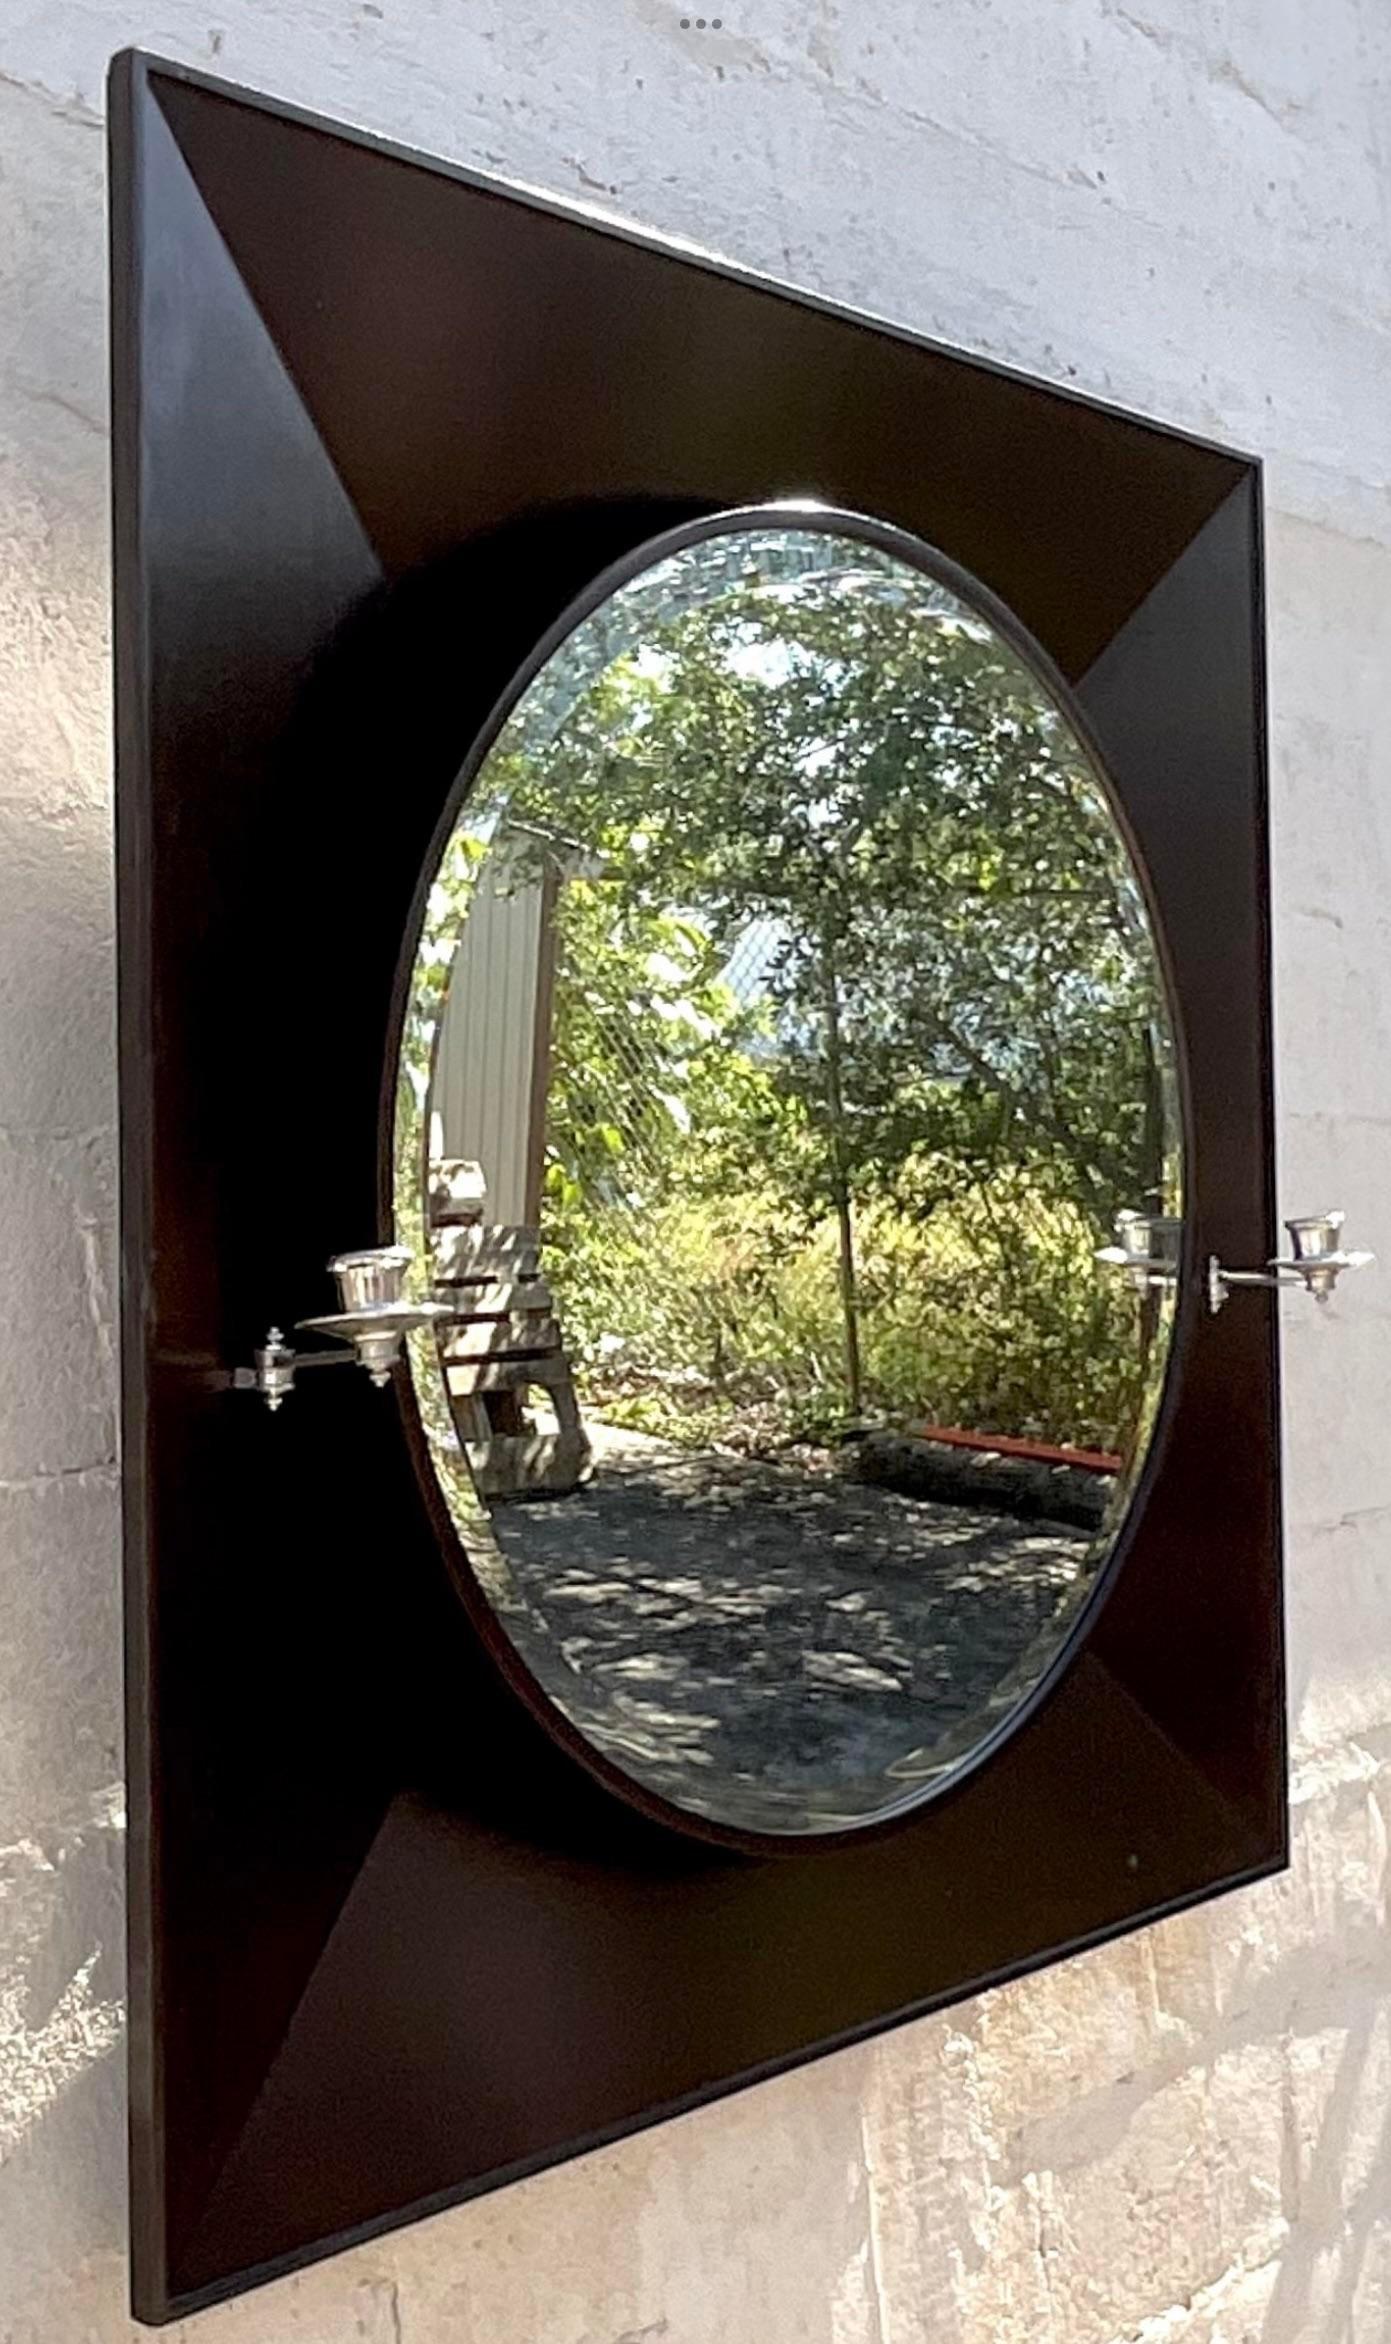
2, 3, 1389, 2336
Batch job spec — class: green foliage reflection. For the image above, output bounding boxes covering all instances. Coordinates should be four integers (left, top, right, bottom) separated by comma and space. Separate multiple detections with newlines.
407, 531, 1178, 1460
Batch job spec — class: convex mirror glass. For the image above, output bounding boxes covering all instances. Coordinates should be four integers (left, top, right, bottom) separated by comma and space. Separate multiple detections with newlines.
395, 510, 1182, 1838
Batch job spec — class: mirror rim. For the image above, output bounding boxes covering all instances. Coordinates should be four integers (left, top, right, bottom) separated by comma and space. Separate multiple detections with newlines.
385, 498, 1193, 1854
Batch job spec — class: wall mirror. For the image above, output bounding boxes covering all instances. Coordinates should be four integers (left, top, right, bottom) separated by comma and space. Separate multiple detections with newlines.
114, 53, 1281, 2320
397, 510, 1182, 1838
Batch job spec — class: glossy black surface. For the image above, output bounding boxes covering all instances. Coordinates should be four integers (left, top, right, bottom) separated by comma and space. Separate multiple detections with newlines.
111, 50, 1283, 2322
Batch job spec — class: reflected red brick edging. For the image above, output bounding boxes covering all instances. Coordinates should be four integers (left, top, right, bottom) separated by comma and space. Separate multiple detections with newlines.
918, 1424, 1122, 1477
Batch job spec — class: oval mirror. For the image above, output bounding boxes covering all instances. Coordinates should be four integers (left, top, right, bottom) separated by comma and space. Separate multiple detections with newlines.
393, 507, 1182, 1840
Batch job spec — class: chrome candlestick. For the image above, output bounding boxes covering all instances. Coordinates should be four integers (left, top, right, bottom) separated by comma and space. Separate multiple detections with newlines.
1207, 1211, 1374, 1315
234, 1246, 451, 1408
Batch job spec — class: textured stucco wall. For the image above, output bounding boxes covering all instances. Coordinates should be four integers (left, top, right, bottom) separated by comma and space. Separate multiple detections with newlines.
2, 4, 1390, 2337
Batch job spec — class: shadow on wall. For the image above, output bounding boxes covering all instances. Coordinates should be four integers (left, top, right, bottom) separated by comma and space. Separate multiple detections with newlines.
0, 1784, 126, 2291
846, 1748, 1391, 2344
1260, 1959, 1391, 2336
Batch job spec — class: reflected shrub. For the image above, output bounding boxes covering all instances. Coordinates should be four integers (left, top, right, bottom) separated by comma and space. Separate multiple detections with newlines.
542, 1169, 1147, 1459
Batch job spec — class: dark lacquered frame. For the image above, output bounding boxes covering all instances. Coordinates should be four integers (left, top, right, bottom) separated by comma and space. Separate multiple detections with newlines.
110, 49, 1283, 2324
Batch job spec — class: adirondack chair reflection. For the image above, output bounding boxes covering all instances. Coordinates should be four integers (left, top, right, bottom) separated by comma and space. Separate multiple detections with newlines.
430, 1158, 592, 1501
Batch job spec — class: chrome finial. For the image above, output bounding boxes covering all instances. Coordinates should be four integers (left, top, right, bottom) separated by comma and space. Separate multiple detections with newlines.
252, 1327, 296, 1413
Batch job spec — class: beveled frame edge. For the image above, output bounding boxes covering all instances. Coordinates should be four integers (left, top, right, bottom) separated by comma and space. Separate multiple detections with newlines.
1239, 463, 1286, 1859
112, 48, 1261, 479
160, 1844, 1287, 2325
109, 51, 169, 2316
1084, 457, 1285, 1862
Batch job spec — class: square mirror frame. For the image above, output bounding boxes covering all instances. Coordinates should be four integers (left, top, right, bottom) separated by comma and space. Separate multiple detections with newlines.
110, 51, 1283, 2322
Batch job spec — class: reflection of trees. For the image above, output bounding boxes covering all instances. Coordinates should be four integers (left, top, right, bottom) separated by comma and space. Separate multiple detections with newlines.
402, 534, 1178, 1455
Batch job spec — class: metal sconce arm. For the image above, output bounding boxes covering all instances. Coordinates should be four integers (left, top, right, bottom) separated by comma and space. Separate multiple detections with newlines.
233, 1248, 451, 1409
1098, 1209, 1374, 1314
1206, 1213, 1375, 1314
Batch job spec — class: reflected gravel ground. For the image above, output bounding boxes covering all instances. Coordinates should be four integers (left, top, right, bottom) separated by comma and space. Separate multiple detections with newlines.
489, 1439, 1094, 1833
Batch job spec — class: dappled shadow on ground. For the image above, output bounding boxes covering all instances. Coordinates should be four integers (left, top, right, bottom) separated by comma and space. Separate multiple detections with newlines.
488, 1441, 1094, 1834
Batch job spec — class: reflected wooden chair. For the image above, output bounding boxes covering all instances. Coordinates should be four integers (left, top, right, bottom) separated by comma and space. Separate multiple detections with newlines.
432, 1217, 592, 1500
